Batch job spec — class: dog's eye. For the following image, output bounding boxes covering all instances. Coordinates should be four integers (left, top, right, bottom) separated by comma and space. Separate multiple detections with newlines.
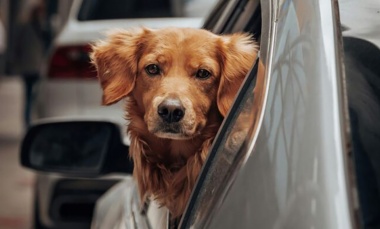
196, 69, 211, 79
145, 64, 160, 76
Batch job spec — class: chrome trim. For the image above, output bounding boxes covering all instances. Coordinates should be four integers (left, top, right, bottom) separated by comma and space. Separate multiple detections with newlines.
241, 0, 277, 165
331, 0, 358, 228
211, 0, 240, 34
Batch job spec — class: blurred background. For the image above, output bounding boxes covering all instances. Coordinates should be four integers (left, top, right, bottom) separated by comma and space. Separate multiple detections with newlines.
0, 0, 216, 228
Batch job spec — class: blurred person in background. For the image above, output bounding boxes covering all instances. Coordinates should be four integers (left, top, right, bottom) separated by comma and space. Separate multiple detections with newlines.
12, 0, 49, 128
0, 13, 5, 74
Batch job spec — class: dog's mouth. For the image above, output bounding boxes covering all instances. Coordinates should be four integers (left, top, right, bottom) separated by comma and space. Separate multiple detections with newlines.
151, 123, 199, 140
155, 132, 190, 140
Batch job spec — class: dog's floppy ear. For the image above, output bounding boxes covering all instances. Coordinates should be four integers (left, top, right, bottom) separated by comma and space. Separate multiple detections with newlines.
90, 28, 150, 105
217, 33, 258, 116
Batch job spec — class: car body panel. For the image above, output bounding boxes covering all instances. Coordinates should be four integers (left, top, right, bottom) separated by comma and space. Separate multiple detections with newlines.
36, 172, 130, 228
37, 80, 125, 124
181, 0, 353, 228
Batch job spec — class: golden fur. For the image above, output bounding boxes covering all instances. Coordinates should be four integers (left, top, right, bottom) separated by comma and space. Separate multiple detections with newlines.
90, 27, 257, 217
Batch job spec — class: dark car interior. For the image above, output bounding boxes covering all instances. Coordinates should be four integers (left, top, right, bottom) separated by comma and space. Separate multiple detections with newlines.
344, 36, 380, 229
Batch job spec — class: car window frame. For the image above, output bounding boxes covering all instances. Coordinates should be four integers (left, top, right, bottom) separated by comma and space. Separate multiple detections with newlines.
179, 0, 266, 228
202, 0, 230, 30
203, 0, 244, 33
179, 56, 260, 228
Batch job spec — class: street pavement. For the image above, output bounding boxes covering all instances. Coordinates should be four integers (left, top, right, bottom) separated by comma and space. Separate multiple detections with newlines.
0, 77, 34, 229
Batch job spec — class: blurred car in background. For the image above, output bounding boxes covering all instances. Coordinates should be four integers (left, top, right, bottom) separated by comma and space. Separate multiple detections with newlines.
30, 0, 217, 229
35, 0, 217, 123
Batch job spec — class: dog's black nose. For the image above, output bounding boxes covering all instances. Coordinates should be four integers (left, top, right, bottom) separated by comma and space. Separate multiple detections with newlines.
158, 98, 185, 123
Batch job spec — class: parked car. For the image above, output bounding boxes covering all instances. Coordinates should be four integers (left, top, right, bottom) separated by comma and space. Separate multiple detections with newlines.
35, 0, 215, 122
29, 0, 217, 229
21, 0, 380, 228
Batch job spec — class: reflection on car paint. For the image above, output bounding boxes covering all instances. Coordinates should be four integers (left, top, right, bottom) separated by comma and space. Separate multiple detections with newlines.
183, 0, 354, 228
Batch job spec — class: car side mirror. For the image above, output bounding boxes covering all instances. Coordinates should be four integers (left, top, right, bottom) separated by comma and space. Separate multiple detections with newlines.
20, 120, 133, 177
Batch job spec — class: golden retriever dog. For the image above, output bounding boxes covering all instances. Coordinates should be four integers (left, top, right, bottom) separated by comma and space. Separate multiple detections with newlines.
90, 27, 258, 218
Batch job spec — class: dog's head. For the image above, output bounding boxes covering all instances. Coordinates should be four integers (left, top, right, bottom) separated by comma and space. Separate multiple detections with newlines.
91, 28, 257, 140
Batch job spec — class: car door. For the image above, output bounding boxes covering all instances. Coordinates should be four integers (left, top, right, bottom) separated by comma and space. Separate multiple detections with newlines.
180, 0, 356, 228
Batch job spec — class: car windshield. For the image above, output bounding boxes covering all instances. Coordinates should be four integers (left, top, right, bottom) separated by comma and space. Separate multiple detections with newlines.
77, 0, 217, 21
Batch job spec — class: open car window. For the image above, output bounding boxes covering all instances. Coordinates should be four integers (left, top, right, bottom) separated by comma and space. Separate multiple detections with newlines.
179, 0, 266, 228
180, 56, 262, 228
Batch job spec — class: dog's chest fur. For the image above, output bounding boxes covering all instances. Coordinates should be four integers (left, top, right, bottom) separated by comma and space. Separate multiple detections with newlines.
125, 97, 222, 216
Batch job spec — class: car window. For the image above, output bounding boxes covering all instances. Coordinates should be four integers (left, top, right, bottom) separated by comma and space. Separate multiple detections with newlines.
180, 57, 261, 228
206, 0, 249, 34
179, 1, 264, 228
203, 0, 261, 38
230, 0, 260, 33
202, 0, 230, 31
77, 0, 217, 21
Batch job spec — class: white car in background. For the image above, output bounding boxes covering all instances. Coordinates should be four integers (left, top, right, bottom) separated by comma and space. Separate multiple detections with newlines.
36, 0, 216, 124
31, 1, 217, 229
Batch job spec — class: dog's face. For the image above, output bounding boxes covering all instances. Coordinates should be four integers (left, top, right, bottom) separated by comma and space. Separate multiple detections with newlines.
135, 29, 223, 139
91, 28, 257, 140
